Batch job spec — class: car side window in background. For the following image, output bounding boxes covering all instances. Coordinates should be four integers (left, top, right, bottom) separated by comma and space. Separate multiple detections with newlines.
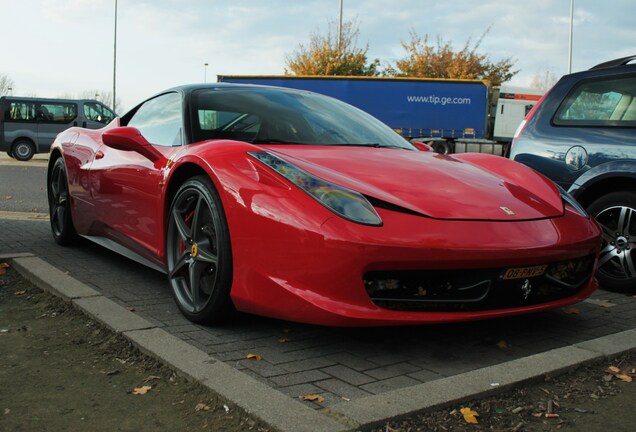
128, 92, 183, 146
39, 103, 77, 123
6, 102, 37, 122
84, 102, 115, 124
554, 75, 636, 125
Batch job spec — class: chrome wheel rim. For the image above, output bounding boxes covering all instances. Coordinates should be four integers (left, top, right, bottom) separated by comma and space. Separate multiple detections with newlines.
596, 205, 636, 281
167, 188, 220, 314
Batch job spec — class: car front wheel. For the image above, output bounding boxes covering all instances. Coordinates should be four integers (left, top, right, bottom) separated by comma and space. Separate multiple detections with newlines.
588, 191, 636, 292
48, 158, 78, 245
166, 176, 234, 324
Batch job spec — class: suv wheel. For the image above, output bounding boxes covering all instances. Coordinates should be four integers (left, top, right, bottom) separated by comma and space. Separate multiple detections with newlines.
588, 191, 636, 292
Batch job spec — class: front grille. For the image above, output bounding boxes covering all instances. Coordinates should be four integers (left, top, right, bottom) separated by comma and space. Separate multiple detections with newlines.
364, 255, 595, 312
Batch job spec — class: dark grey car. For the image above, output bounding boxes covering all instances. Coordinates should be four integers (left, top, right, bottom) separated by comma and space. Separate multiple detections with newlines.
510, 55, 636, 292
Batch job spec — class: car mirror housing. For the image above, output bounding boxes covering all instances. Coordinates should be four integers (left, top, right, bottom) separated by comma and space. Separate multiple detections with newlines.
102, 127, 163, 162
411, 141, 434, 152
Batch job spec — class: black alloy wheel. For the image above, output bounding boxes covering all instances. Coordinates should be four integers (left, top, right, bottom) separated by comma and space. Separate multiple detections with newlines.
166, 176, 234, 324
12, 140, 35, 161
588, 191, 636, 292
48, 158, 78, 245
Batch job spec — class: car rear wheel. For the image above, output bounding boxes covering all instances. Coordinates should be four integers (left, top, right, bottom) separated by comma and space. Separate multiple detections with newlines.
166, 176, 234, 324
48, 158, 78, 245
12, 140, 35, 161
588, 191, 636, 292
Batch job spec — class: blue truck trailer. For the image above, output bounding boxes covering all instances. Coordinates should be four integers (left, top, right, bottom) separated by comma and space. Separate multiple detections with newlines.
217, 75, 542, 155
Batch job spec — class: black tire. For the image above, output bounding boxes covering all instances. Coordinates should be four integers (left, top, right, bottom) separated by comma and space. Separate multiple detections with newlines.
431, 141, 452, 155
12, 140, 35, 161
6, 151, 14, 158
48, 158, 78, 245
166, 176, 234, 324
587, 191, 636, 292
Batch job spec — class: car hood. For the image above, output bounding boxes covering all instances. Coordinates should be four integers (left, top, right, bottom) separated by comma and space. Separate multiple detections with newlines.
262, 145, 564, 221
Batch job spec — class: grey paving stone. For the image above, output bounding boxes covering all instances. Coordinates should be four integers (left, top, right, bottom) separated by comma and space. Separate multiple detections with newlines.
281, 356, 337, 373
360, 375, 421, 395
365, 363, 421, 380
321, 365, 375, 386
270, 370, 331, 387
325, 352, 378, 371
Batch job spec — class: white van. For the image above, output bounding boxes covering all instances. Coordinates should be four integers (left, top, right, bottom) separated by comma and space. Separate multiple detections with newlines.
0, 96, 116, 160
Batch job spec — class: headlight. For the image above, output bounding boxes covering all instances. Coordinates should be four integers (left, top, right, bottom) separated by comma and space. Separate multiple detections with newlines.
556, 184, 589, 218
249, 151, 382, 226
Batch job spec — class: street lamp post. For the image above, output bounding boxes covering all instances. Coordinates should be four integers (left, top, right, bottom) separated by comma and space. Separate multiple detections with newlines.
568, 0, 573, 73
337, 0, 343, 49
204, 63, 209, 83
113, 0, 118, 110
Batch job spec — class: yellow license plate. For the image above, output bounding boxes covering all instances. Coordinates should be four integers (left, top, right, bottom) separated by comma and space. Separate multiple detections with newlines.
502, 265, 547, 280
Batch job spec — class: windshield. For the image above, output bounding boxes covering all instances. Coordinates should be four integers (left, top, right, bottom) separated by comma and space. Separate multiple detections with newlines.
191, 86, 415, 150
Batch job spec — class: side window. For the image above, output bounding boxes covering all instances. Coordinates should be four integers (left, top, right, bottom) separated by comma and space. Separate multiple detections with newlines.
38, 103, 77, 124
6, 102, 37, 122
84, 102, 115, 124
127, 92, 183, 147
554, 75, 636, 125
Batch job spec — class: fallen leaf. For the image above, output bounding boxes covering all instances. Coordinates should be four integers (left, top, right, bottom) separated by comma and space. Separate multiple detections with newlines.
101, 369, 119, 376
132, 385, 152, 395
460, 407, 479, 424
303, 394, 325, 403
545, 413, 560, 418
616, 374, 633, 383
0, 262, 9, 275
278, 338, 290, 343
14, 290, 26, 296
608, 366, 621, 374
496, 340, 508, 349
3, 408, 9, 415
246, 353, 262, 361
195, 403, 210, 412
564, 307, 580, 315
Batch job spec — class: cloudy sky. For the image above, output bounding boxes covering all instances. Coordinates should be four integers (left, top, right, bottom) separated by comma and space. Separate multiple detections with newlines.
2, 0, 634, 111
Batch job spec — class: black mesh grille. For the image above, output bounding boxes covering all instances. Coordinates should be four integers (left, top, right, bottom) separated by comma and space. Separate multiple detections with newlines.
365, 255, 595, 312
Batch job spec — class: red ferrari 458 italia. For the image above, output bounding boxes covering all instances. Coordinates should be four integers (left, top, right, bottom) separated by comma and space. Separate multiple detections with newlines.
47, 84, 601, 326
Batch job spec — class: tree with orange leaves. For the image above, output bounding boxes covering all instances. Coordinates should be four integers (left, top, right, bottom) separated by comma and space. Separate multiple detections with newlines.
285, 19, 379, 76
391, 28, 518, 86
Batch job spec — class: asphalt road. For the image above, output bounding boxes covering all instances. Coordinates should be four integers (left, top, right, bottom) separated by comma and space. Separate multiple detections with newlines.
0, 154, 48, 214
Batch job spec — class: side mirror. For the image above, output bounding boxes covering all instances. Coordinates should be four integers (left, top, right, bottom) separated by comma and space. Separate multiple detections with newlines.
102, 127, 164, 162
411, 141, 434, 152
